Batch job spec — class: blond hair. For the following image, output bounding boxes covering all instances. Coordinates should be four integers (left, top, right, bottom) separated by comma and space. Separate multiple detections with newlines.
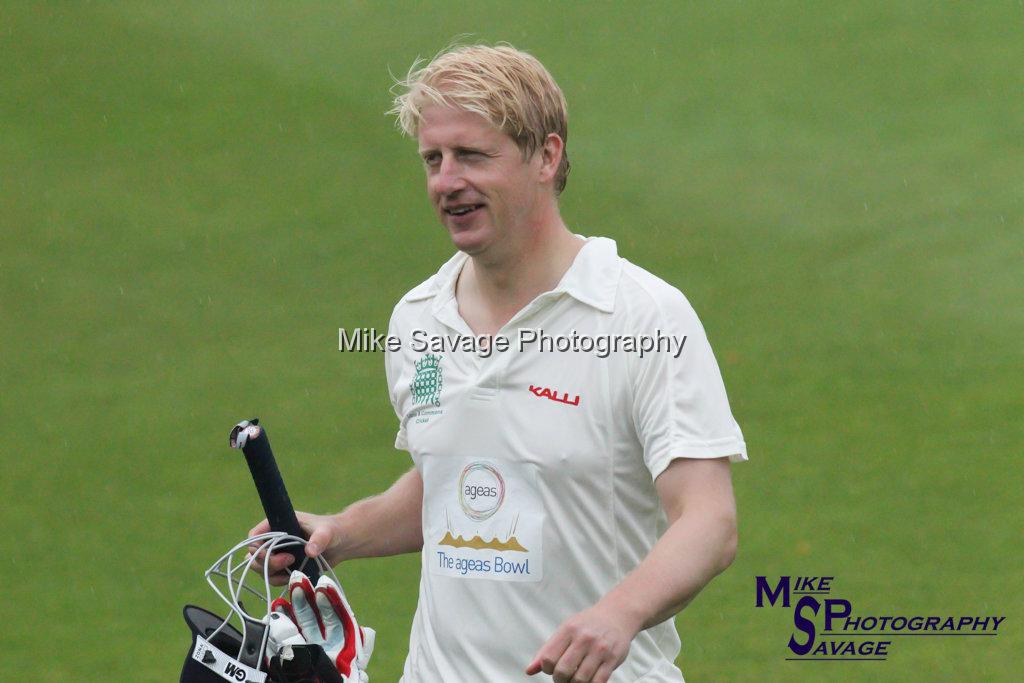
389, 44, 571, 194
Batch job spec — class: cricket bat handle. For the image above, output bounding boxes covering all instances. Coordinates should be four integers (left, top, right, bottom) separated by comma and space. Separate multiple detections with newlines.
230, 418, 321, 583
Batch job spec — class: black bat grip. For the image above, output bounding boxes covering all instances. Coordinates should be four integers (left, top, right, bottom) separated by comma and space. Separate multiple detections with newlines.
233, 419, 320, 583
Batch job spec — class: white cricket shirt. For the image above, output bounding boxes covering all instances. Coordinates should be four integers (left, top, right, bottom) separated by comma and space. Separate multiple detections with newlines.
385, 237, 747, 682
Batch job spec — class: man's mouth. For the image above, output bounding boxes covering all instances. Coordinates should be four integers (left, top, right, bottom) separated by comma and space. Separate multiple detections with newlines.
444, 204, 484, 217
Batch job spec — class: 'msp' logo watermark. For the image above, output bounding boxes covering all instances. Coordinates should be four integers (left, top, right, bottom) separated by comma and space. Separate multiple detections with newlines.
756, 576, 862, 656
755, 575, 1006, 662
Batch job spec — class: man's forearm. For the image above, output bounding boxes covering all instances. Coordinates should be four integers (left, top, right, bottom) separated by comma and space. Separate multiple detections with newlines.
328, 467, 424, 564
602, 503, 737, 632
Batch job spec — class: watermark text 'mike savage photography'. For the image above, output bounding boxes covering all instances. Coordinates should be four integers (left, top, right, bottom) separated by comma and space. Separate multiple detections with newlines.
339, 327, 687, 359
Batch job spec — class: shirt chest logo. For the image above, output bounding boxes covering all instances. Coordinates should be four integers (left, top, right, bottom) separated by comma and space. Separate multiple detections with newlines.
528, 384, 581, 407
411, 353, 444, 407
458, 462, 506, 521
441, 461, 530, 554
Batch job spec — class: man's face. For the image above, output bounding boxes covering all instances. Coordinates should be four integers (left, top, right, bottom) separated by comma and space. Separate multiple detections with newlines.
417, 105, 543, 258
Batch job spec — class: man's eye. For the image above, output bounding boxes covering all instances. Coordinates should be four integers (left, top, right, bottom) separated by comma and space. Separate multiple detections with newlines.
423, 154, 440, 166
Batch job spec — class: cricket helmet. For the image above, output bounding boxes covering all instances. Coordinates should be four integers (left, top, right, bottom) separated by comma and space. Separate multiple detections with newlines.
180, 531, 343, 683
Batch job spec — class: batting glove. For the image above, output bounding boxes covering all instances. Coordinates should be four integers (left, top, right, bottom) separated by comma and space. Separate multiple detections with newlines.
267, 571, 375, 683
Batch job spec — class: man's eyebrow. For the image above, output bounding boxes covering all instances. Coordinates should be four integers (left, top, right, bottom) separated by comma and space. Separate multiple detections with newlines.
418, 144, 494, 156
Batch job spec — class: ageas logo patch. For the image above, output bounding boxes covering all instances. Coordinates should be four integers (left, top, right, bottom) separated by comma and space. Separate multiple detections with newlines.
458, 462, 506, 521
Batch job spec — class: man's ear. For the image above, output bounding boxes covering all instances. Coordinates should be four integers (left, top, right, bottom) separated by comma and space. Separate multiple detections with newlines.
537, 133, 564, 185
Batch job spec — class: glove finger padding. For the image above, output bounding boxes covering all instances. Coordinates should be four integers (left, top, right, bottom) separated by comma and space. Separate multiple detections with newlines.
315, 577, 360, 676
287, 572, 325, 641
356, 627, 375, 674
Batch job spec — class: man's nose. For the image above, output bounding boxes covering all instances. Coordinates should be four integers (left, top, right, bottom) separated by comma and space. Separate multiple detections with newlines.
430, 156, 467, 195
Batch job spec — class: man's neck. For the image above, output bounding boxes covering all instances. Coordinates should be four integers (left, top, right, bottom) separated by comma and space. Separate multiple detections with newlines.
456, 215, 584, 336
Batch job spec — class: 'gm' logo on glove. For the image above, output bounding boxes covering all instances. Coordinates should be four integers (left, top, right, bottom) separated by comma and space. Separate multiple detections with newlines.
223, 662, 246, 681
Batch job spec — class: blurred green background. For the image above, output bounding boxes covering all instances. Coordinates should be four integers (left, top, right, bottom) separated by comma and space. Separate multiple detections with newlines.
2, 1, 1021, 681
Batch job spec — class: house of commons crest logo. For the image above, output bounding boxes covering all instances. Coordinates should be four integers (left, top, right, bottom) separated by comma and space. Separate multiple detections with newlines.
411, 353, 443, 407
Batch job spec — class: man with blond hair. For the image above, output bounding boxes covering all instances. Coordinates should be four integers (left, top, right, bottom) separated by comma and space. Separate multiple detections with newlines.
252, 44, 746, 682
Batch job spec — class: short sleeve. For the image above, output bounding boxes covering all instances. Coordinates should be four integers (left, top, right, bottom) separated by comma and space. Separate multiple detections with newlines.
384, 310, 409, 451
629, 288, 747, 480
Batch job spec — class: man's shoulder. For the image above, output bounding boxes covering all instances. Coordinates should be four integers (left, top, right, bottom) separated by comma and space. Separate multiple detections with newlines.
614, 258, 702, 328
389, 277, 435, 328
398, 276, 439, 305
389, 251, 466, 321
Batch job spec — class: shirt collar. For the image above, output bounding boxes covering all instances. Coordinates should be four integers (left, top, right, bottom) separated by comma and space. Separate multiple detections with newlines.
405, 235, 622, 315
552, 236, 621, 313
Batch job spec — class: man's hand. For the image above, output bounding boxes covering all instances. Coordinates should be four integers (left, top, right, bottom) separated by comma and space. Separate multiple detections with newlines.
247, 467, 425, 585
248, 512, 342, 585
525, 601, 640, 683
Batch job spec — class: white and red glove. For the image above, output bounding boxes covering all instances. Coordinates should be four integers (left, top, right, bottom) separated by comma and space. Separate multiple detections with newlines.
267, 570, 375, 683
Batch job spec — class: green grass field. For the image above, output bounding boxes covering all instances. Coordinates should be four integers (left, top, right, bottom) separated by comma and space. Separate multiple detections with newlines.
3, 2, 1021, 680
